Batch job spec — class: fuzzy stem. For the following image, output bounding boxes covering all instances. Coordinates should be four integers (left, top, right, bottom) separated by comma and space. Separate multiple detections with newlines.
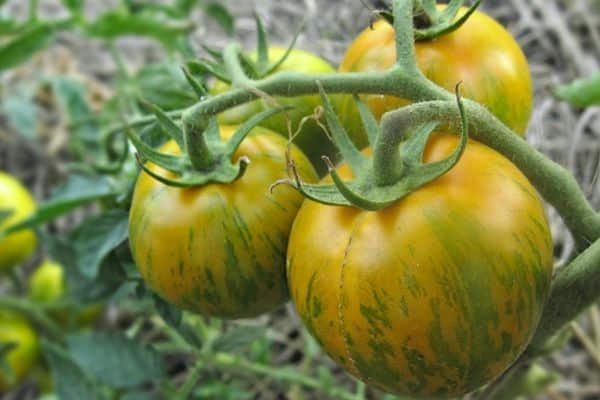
529, 238, 600, 349
182, 112, 215, 171
393, 0, 420, 74
380, 100, 600, 249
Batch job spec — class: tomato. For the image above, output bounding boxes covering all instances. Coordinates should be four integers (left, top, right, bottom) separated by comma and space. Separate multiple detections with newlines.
28, 260, 103, 327
129, 125, 317, 318
28, 260, 64, 304
338, 7, 533, 145
0, 311, 39, 392
212, 47, 337, 173
287, 133, 553, 397
0, 172, 37, 272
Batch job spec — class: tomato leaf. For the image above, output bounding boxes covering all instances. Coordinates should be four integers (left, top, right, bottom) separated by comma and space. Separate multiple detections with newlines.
60, 0, 84, 14
0, 23, 55, 71
135, 63, 198, 111
66, 332, 166, 389
42, 341, 100, 400
212, 325, 266, 352
152, 293, 182, 327
2, 84, 38, 138
554, 72, 600, 107
72, 209, 129, 279
85, 11, 192, 49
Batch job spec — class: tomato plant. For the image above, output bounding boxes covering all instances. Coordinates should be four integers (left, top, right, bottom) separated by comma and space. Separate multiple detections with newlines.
0, 172, 37, 272
287, 133, 554, 397
337, 6, 533, 145
129, 125, 316, 319
212, 47, 337, 172
0, 311, 39, 392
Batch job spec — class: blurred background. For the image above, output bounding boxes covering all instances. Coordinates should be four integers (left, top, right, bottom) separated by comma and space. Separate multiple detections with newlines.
0, 0, 599, 399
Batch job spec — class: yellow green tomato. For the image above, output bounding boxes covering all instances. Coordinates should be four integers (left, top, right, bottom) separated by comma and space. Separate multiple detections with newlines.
129, 125, 317, 319
0, 172, 37, 272
28, 260, 103, 327
28, 260, 64, 304
212, 47, 337, 173
0, 311, 39, 392
287, 134, 553, 397
337, 7, 533, 145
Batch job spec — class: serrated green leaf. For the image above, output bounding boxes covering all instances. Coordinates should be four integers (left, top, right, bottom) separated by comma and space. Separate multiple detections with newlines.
212, 325, 266, 352
555, 72, 600, 107
43, 341, 99, 400
135, 63, 197, 110
66, 332, 166, 389
203, 2, 234, 35
51, 77, 98, 143
85, 11, 192, 49
0, 23, 54, 71
3, 85, 37, 138
72, 209, 129, 278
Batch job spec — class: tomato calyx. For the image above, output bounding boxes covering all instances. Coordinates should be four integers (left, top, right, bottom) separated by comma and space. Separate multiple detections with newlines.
127, 100, 291, 187
186, 13, 302, 84
376, 0, 482, 41
281, 84, 468, 211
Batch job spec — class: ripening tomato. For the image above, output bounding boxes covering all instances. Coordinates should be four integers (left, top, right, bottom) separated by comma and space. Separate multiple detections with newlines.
0, 311, 39, 392
287, 133, 553, 397
0, 172, 37, 272
338, 7, 533, 146
212, 47, 337, 173
129, 125, 317, 318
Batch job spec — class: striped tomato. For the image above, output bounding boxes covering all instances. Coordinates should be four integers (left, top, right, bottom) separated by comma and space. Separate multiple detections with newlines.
337, 7, 532, 146
287, 133, 553, 397
129, 125, 316, 319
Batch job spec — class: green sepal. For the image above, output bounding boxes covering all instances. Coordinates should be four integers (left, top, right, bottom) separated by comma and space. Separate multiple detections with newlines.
186, 59, 231, 84
287, 86, 469, 211
181, 67, 207, 98
202, 44, 224, 62
354, 94, 380, 147
414, 0, 481, 41
127, 103, 290, 188
140, 101, 186, 150
254, 12, 269, 74
225, 106, 293, 157
262, 20, 304, 76
317, 84, 368, 175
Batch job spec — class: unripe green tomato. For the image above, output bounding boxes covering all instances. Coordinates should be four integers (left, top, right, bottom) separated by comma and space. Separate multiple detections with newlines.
28, 260, 64, 304
0, 311, 39, 392
211, 47, 337, 174
28, 260, 103, 327
0, 172, 37, 272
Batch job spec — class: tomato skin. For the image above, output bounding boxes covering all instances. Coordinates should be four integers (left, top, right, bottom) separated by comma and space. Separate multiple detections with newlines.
0, 172, 37, 272
287, 134, 553, 397
212, 47, 337, 172
129, 125, 317, 319
0, 311, 39, 392
338, 7, 532, 144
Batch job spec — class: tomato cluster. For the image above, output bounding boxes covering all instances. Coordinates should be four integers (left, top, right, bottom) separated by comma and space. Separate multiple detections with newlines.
126, 6, 552, 398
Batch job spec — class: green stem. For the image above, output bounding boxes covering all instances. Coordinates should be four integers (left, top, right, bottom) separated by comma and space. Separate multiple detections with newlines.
174, 358, 204, 400
393, 0, 420, 74
379, 100, 600, 249
0, 296, 63, 342
210, 352, 358, 400
182, 113, 215, 171
529, 238, 600, 349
